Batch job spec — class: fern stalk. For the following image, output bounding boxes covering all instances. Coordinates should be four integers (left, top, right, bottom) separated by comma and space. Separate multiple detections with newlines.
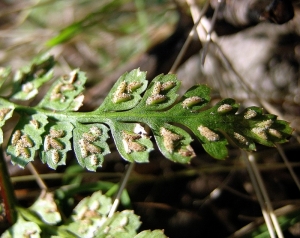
0, 149, 17, 225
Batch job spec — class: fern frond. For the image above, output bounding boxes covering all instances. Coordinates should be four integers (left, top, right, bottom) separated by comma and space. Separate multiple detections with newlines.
0, 58, 292, 171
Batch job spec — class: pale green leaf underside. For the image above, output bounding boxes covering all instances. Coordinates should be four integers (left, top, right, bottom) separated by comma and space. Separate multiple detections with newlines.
0, 66, 11, 92
110, 122, 154, 163
73, 123, 110, 171
29, 192, 61, 225
1, 216, 41, 238
64, 191, 141, 238
40, 121, 74, 170
134, 230, 167, 238
7, 114, 48, 168
1, 191, 166, 238
0, 104, 15, 144
38, 69, 86, 111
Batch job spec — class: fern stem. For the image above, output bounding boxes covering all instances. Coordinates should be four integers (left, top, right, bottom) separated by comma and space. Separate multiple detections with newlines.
5, 97, 203, 125
0, 148, 17, 225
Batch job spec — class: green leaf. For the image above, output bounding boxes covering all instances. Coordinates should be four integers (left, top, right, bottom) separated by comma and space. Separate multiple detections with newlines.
235, 107, 292, 147
132, 73, 180, 111
38, 69, 86, 111
0, 67, 11, 91
7, 114, 48, 168
95, 210, 141, 238
110, 122, 154, 163
29, 192, 61, 225
0, 104, 15, 144
40, 121, 74, 169
72, 191, 112, 219
64, 191, 112, 237
1, 216, 41, 238
73, 123, 110, 171
168, 84, 211, 112
60, 191, 141, 238
46, 23, 83, 47
45, 0, 130, 47
165, 85, 230, 159
135, 230, 167, 238
11, 54, 55, 100
97, 68, 148, 112
152, 123, 195, 163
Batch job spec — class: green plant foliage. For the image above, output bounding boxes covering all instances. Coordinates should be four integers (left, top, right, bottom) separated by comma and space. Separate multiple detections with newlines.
7, 114, 48, 167
40, 122, 74, 170
96, 69, 148, 112
135, 230, 167, 238
0, 105, 14, 144
0, 67, 11, 90
237, 208, 300, 238
29, 192, 61, 225
38, 69, 86, 111
0, 56, 293, 171
45, 0, 132, 47
61, 191, 166, 238
73, 123, 110, 171
110, 122, 154, 163
1, 216, 42, 238
1, 191, 166, 238
11, 54, 55, 101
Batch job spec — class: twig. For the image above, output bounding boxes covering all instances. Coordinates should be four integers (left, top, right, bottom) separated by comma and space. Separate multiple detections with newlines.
231, 205, 300, 237
27, 162, 48, 192
108, 162, 135, 218
201, 0, 224, 64
276, 143, 300, 191
248, 153, 284, 238
169, 0, 209, 73
242, 151, 276, 238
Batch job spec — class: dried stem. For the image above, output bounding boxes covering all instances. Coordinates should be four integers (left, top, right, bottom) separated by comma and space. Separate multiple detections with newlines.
276, 144, 300, 191
242, 151, 276, 238
27, 162, 48, 192
108, 162, 135, 218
